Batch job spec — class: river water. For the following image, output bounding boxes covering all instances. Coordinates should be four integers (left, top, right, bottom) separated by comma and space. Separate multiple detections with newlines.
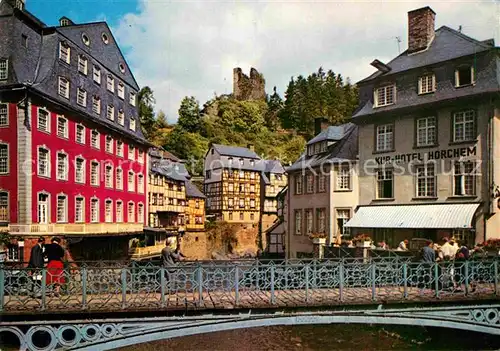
122, 324, 500, 351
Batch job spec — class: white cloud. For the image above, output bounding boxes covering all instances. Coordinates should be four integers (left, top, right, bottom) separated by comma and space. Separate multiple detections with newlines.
114, 0, 499, 123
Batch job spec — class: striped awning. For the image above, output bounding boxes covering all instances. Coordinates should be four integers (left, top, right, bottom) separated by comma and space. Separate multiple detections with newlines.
345, 203, 481, 229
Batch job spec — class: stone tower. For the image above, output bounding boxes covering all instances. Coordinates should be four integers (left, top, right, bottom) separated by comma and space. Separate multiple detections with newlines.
233, 67, 266, 101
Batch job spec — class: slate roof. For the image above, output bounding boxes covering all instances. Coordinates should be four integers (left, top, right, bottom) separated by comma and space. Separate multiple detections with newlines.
358, 26, 493, 84
287, 123, 358, 172
185, 181, 206, 199
264, 160, 286, 174
149, 148, 180, 162
56, 22, 139, 90
307, 123, 354, 145
151, 160, 190, 182
212, 144, 260, 159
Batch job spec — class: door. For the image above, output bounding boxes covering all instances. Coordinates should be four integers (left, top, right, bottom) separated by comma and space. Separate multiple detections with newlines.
38, 194, 48, 224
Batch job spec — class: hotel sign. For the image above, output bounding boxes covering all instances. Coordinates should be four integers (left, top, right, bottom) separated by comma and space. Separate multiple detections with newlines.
374, 145, 477, 165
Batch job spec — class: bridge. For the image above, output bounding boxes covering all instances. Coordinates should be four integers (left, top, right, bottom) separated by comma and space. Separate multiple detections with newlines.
1, 257, 500, 350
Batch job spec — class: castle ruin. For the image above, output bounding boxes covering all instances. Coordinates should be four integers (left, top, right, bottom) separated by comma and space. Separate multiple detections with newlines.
233, 67, 266, 101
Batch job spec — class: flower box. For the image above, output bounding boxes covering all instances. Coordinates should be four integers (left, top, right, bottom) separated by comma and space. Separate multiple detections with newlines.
312, 238, 326, 245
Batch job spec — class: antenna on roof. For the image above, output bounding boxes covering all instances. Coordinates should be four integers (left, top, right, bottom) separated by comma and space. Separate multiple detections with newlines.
458, 25, 462, 33
395, 36, 401, 54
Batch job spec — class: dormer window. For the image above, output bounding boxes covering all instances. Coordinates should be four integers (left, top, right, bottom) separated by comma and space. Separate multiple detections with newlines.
418, 74, 435, 94
314, 143, 320, 154
320, 142, 327, 153
78, 55, 88, 75
107, 75, 115, 93
117, 82, 125, 99
93, 66, 101, 84
239, 158, 244, 166
374, 84, 395, 107
455, 66, 474, 88
59, 42, 70, 64
129, 117, 136, 131
228, 157, 233, 166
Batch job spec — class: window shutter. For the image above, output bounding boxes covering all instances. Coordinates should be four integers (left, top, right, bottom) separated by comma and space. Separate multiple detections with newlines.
454, 69, 459, 87
432, 74, 436, 92
418, 77, 422, 94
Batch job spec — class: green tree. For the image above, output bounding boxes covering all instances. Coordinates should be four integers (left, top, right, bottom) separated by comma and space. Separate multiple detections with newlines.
265, 86, 283, 131
178, 96, 202, 133
138, 86, 156, 139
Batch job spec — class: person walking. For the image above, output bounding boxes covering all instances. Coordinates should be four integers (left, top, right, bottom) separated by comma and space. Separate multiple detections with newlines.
44, 237, 65, 297
161, 237, 183, 290
421, 240, 436, 291
28, 237, 45, 297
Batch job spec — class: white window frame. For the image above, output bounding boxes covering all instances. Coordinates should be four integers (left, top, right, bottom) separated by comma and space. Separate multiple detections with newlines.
416, 116, 436, 146
374, 84, 396, 107
37, 108, 50, 133
58, 77, 70, 99
77, 87, 87, 107
75, 156, 85, 184
105, 164, 113, 188
117, 82, 125, 99
0, 59, 7, 80
105, 135, 113, 154
116, 201, 123, 223
128, 202, 135, 223
305, 209, 313, 235
117, 109, 124, 126
106, 105, 114, 120
0, 103, 8, 126
137, 203, 144, 224
75, 195, 85, 223
37, 146, 50, 178
138, 150, 144, 164
129, 117, 136, 131
316, 208, 326, 234
453, 161, 476, 196
377, 169, 393, 199
116, 167, 123, 190
56, 115, 68, 139
336, 209, 351, 237
90, 197, 99, 223
294, 210, 302, 235
318, 174, 326, 192
105, 199, 113, 223
76, 124, 85, 144
128, 145, 135, 161
93, 66, 101, 84
56, 151, 68, 181
376, 124, 393, 152
91, 130, 100, 149
295, 175, 303, 195
107, 75, 114, 93
453, 110, 476, 143
116, 140, 124, 157
78, 55, 88, 75
90, 160, 100, 186
137, 173, 144, 194
455, 66, 475, 88
92, 96, 101, 115
418, 74, 436, 94
416, 164, 436, 198
128, 171, 135, 192
56, 193, 68, 223
0, 143, 8, 175
59, 42, 70, 64
129, 92, 136, 106
336, 165, 351, 190
306, 174, 314, 193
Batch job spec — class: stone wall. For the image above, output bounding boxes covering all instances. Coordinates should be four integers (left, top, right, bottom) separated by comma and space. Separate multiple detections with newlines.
233, 67, 266, 101
180, 232, 208, 260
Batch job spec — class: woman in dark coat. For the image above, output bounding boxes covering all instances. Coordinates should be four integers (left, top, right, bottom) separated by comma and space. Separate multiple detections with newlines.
45, 237, 65, 296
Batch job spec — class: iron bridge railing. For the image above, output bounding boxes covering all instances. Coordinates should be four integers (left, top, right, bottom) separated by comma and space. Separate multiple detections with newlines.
1, 258, 499, 313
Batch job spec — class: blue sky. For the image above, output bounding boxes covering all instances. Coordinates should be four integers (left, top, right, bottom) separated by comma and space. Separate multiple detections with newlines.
27, 0, 138, 27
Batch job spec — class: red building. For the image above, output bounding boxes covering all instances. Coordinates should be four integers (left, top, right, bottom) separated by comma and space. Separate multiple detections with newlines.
0, 0, 150, 261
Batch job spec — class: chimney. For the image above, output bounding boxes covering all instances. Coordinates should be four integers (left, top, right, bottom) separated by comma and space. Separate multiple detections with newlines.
247, 144, 255, 152
408, 7, 436, 54
314, 117, 329, 135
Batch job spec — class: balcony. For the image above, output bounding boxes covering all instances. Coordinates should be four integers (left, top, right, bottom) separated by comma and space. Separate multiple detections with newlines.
129, 243, 164, 259
8, 223, 144, 235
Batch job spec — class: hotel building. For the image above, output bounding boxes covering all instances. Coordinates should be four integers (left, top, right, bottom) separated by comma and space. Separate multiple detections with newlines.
346, 7, 500, 247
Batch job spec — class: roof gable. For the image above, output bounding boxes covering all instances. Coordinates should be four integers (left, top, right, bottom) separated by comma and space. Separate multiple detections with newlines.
56, 22, 139, 90
264, 160, 285, 174
358, 26, 494, 84
186, 180, 206, 199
